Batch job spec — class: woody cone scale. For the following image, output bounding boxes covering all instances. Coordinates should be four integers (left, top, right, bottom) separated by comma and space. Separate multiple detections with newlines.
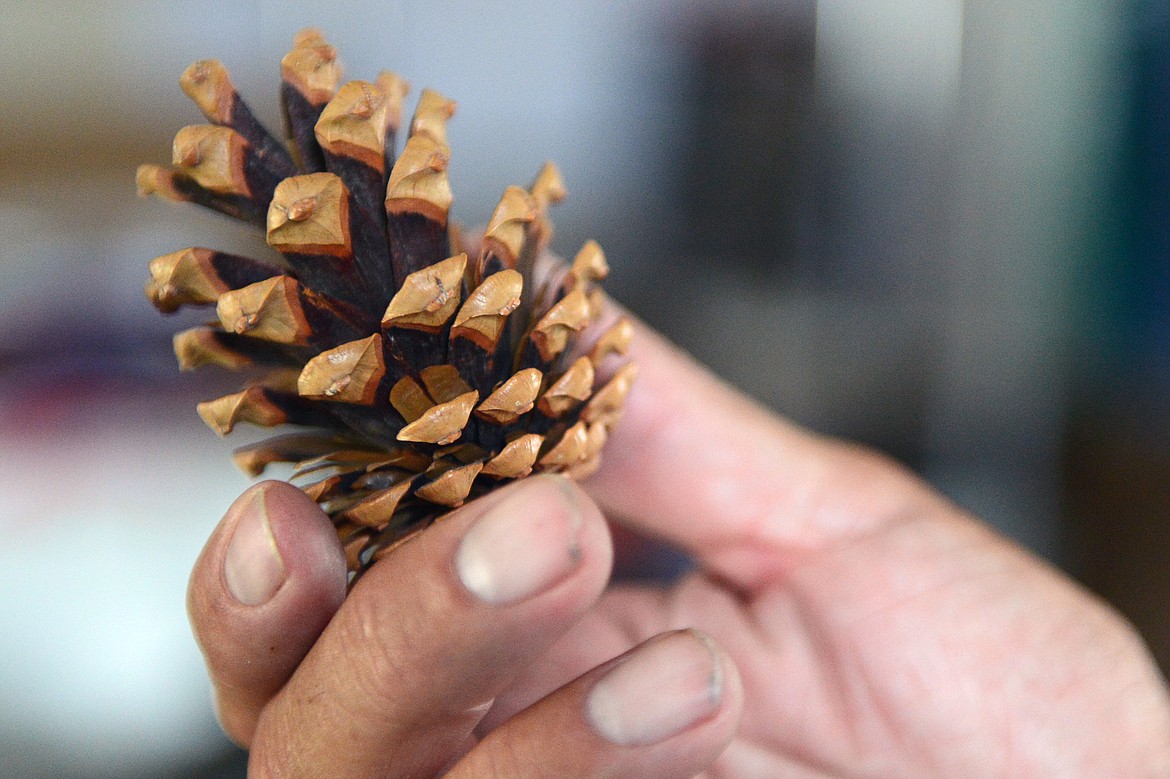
139, 29, 635, 580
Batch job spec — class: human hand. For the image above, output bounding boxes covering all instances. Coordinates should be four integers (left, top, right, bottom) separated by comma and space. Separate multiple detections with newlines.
187, 319, 1170, 777
582, 325, 1170, 776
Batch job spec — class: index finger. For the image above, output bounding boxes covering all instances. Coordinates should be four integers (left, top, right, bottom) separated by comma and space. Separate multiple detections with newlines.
586, 317, 934, 590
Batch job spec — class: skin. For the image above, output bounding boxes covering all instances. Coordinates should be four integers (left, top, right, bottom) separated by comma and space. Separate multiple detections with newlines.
188, 321, 1170, 778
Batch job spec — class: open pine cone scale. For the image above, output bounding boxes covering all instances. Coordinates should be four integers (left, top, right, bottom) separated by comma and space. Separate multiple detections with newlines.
139, 29, 635, 578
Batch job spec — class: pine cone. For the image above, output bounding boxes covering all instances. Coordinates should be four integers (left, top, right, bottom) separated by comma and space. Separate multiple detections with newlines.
139, 29, 635, 580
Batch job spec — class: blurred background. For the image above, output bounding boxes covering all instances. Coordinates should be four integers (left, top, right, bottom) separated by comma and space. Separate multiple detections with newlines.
1, 0, 1167, 775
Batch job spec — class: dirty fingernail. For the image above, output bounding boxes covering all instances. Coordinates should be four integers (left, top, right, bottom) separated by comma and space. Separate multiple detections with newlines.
455, 476, 582, 606
224, 488, 286, 606
587, 630, 723, 745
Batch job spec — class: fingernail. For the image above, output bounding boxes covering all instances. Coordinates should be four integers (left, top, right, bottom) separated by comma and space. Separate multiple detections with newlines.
224, 488, 286, 606
455, 476, 582, 605
587, 630, 723, 746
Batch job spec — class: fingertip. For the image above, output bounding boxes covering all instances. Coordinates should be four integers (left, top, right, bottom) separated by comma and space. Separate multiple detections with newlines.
257, 480, 347, 611
712, 631, 746, 740
190, 480, 346, 618
582, 629, 745, 777
586, 629, 742, 748
222, 486, 285, 606
545, 473, 615, 585
187, 480, 346, 745
448, 629, 743, 779
439, 473, 613, 611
